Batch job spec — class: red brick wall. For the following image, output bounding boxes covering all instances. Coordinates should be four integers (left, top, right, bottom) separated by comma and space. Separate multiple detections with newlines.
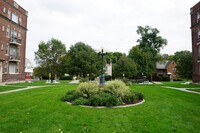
0, 0, 27, 82
191, 2, 200, 83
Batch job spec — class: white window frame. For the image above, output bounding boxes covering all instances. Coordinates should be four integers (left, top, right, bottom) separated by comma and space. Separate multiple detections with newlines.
12, 13, 19, 24
6, 27, 10, 38
3, 7, 6, 13
1, 44, 3, 50
8, 9, 11, 19
2, 25, 5, 31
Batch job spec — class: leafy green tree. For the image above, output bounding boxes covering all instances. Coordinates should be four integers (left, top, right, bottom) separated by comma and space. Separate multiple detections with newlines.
105, 52, 125, 64
35, 38, 67, 83
173, 51, 192, 79
33, 66, 48, 80
137, 25, 167, 58
134, 25, 167, 80
67, 42, 101, 79
128, 45, 154, 77
113, 56, 137, 79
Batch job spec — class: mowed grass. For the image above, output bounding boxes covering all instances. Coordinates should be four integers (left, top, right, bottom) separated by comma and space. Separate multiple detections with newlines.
0, 82, 200, 133
0, 80, 70, 92
187, 89, 200, 92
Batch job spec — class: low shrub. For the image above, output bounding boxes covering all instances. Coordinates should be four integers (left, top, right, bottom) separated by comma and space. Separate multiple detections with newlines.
76, 82, 98, 98
60, 75, 73, 80
122, 78, 132, 86
122, 91, 136, 104
72, 97, 90, 105
162, 76, 170, 81
62, 80, 144, 107
61, 90, 82, 102
105, 95, 122, 107
102, 80, 130, 98
79, 78, 89, 83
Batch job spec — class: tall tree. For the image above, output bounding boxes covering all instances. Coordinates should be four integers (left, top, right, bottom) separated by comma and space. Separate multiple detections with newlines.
67, 42, 101, 79
173, 51, 192, 79
35, 38, 67, 83
128, 45, 154, 77
135, 25, 167, 80
113, 56, 137, 79
137, 25, 167, 58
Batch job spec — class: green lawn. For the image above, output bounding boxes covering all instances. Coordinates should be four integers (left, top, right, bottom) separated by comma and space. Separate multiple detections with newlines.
187, 89, 200, 92
0, 82, 200, 133
0, 80, 71, 92
0, 85, 26, 92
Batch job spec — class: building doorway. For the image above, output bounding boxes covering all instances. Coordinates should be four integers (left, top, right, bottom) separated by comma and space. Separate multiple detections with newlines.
0, 62, 2, 82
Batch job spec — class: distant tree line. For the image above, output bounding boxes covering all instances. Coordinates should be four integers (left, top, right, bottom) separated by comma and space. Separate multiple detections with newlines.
33, 25, 192, 82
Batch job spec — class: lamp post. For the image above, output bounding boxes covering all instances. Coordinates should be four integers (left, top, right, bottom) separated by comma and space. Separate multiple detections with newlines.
98, 48, 107, 85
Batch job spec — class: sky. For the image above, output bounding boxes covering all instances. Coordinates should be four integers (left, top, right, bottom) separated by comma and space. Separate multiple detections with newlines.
15, 0, 199, 66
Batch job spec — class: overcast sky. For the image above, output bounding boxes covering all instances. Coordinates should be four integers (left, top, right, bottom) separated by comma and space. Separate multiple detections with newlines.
15, 0, 199, 65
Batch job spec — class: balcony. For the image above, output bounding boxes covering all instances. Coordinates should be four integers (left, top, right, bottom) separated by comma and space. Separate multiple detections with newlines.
10, 36, 21, 46
9, 54, 20, 62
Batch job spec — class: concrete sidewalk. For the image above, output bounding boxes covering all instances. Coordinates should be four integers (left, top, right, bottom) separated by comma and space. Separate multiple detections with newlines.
162, 86, 200, 95
0, 86, 46, 95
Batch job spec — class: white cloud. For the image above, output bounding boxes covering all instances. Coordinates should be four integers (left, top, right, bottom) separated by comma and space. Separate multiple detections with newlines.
15, 0, 199, 65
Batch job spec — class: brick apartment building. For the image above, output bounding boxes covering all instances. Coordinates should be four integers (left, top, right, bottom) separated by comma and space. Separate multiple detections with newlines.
0, 0, 28, 82
191, 2, 200, 83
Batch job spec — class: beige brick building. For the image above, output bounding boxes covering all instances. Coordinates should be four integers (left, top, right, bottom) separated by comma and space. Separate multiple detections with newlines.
0, 0, 28, 82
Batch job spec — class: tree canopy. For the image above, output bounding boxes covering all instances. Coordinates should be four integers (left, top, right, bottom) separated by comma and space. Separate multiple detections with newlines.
173, 51, 192, 79
35, 38, 67, 82
67, 42, 101, 79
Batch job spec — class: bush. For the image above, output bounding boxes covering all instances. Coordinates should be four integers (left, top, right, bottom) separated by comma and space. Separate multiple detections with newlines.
89, 92, 122, 107
60, 75, 73, 80
153, 75, 163, 81
105, 75, 112, 81
72, 97, 90, 105
122, 78, 132, 86
102, 80, 130, 98
62, 80, 144, 107
76, 82, 99, 98
122, 91, 136, 104
162, 76, 170, 81
61, 90, 82, 102
135, 92, 144, 100
105, 95, 122, 107
79, 77, 89, 83
174, 78, 183, 81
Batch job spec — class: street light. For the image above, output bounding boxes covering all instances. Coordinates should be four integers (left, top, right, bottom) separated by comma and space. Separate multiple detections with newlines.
98, 48, 107, 86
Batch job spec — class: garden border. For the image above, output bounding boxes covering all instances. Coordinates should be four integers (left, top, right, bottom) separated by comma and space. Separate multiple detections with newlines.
66, 99, 145, 108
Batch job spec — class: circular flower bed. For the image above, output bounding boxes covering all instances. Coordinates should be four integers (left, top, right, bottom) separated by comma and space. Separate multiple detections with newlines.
61, 80, 144, 107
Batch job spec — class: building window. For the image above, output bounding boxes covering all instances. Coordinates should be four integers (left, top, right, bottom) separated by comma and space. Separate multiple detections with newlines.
198, 45, 200, 61
9, 62, 18, 74
19, 17, 22, 25
8, 9, 11, 19
18, 31, 21, 39
14, 2, 19, 9
5, 44, 9, 55
12, 13, 18, 24
6, 27, 10, 37
11, 29, 17, 38
1, 44, 3, 50
3, 7, 6, 13
4, 64, 8, 74
10, 45, 17, 56
197, 12, 200, 23
2, 25, 5, 31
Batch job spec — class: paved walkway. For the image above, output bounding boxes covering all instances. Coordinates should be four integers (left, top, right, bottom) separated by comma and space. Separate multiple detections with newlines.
0, 86, 46, 95
162, 86, 200, 95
